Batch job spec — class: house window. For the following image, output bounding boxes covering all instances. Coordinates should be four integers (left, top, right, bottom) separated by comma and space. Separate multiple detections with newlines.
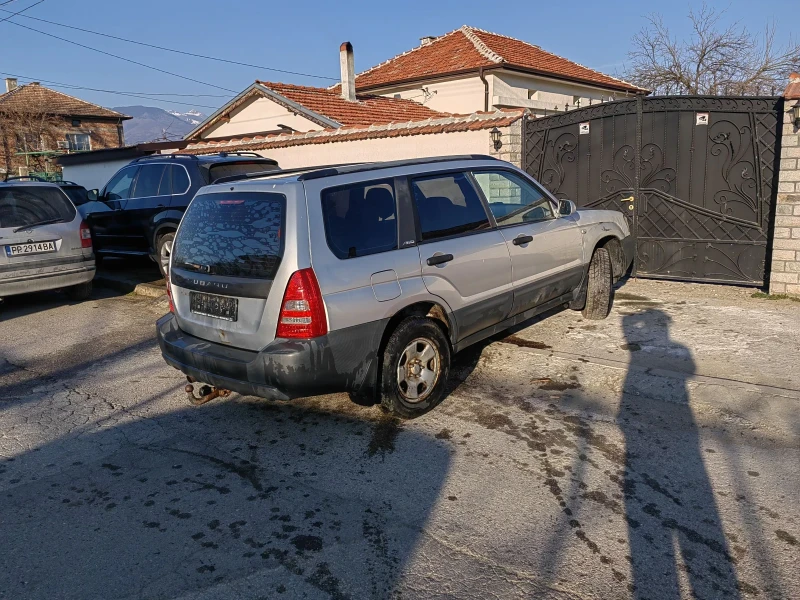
15, 133, 43, 152
72, 119, 81, 127
66, 133, 91, 151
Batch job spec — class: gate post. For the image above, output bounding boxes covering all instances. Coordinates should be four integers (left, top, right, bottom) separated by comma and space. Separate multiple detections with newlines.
769, 74, 800, 296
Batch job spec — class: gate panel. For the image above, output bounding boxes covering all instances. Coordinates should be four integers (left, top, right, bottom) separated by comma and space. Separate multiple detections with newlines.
523, 96, 782, 286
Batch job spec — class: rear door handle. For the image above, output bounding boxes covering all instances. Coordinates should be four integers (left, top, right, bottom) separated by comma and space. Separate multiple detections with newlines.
512, 235, 533, 246
426, 253, 454, 266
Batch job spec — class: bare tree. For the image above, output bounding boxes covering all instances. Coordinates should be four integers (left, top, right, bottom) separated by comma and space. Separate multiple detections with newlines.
0, 103, 62, 178
624, 4, 800, 95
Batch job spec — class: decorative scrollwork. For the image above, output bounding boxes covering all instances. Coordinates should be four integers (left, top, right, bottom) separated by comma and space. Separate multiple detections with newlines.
601, 145, 635, 194
708, 120, 758, 216
539, 132, 577, 197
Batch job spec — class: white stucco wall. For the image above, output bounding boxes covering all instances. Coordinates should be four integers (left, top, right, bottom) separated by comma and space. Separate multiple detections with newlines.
201, 96, 323, 139
61, 158, 131, 190
372, 76, 488, 115
242, 128, 496, 169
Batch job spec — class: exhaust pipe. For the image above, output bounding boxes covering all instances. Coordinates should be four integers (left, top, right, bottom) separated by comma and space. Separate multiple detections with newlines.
185, 377, 230, 405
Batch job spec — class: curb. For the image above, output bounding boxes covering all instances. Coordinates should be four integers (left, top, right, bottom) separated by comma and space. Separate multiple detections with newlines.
94, 274, 166, 298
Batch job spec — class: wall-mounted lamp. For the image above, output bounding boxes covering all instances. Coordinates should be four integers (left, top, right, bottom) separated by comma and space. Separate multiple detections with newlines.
490, 127, 502, 150
793, 103, 800, 128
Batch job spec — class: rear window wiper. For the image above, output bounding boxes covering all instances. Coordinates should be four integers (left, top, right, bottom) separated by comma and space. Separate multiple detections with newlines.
13, 218, 64, 233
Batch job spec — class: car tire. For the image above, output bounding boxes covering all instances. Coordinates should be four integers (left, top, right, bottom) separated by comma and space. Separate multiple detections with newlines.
379, 316, 451, 419
156, 232, 175, 278
65, 280, 93, 301
582, 246, 613, 320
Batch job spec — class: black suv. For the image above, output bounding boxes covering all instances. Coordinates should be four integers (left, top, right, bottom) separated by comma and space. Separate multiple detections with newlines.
85, 153, 279, 274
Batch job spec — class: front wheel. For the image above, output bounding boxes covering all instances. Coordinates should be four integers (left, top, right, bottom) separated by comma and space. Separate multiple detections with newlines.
379, 317, 451, 419
156, 232, 175, 278
582, 247, 613, 320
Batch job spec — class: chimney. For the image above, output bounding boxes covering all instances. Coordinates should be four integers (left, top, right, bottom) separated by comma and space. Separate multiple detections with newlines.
420, 36, 437, 46
339, 42, 356, 102
5, 78, 17, 93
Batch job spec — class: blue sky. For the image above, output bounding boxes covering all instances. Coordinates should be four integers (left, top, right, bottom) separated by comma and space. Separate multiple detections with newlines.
1, 0, 796, 114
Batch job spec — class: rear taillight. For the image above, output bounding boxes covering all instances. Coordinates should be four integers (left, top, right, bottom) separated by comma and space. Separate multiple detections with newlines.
165, 275, 175, 313
79, 221, 92, 248
276, 269, 327, 338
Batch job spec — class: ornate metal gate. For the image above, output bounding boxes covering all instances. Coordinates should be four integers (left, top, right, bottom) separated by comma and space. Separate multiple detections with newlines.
524, 96, 783, 285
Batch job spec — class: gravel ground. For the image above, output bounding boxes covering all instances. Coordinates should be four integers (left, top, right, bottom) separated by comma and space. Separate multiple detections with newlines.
0, 278, 798, 600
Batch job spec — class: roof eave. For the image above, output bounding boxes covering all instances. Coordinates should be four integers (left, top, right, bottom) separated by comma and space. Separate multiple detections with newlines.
357, 64, 648, 96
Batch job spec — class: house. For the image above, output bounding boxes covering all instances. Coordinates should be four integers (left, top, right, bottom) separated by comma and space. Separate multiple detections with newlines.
0, 78, 130, 179
179, 27, 645, 168
352, 25, 647, 115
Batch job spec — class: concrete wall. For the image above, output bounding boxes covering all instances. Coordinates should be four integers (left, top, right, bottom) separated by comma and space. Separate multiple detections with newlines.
61, 158, 131, 190
769, 95, 800, 296
245, 128, 502, 169
200, 96, 323, 139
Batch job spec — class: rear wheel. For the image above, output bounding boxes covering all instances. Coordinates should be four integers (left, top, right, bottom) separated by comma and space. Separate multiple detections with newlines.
156, 232, 175, 277
379, 317, 450, 419
582, 247, 613, 320
65, 280, 93, 301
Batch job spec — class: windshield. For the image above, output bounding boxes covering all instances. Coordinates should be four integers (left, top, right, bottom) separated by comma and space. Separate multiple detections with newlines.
172, 191, 285, 279
207, 161, 279, 183
0, 186, 77, 229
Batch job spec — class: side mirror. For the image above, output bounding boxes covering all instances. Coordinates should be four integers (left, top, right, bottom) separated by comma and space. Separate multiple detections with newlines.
87, 189, 99, 202
559, 199, 576, 216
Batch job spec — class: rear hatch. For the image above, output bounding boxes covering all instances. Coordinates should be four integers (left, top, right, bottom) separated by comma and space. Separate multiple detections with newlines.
169, 188, 291, 350
0, 185, 90, 281
203, 159, 280, 184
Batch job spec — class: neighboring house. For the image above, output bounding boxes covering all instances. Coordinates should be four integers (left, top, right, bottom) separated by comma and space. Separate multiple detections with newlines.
0, 78, 130, 179
352, 25, 647, 115
180, 27, 645, 169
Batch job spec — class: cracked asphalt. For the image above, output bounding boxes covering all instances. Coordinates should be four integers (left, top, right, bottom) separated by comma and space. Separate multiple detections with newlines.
0, 279, 798, 599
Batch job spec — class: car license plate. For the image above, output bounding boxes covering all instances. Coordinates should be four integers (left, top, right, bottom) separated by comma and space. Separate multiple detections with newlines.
5, 241, 57, 257
190, 292, 238, 322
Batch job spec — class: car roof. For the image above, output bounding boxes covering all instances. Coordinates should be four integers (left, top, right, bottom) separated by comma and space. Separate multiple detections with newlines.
131, 152, 279, 166
0, 180, 63, 188
213, 155, 500, 186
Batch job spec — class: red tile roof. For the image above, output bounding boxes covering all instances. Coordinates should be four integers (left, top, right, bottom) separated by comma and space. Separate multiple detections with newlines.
0, 83, 130, 119
354, 25, 646, 94
785, 73, 800, 100
184, 110, 524, 154
257, 81, 448, 126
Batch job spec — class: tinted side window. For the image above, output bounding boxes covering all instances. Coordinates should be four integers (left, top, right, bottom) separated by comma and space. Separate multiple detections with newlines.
172, 165, 190, 194
104, 166, 137, 201
131, 164, 166, 198
411, 172, 490, 241
321, 179, 397, 259
473, 170, 554, 225
158, 166, 173, 196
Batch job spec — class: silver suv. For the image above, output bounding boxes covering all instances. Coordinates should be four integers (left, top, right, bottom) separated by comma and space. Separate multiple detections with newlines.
157, 156, 633, 418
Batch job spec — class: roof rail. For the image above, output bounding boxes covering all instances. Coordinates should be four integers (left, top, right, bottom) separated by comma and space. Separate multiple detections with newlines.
4, 175, 47, 182
213, 163, 366, 185
297, 155, 498, 181
133, 153, 200, 162
216, 151, 264, 158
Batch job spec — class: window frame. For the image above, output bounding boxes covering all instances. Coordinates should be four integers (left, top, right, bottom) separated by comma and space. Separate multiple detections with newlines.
66, 133, 91, 152
407, 169, 496, 245
469, 167, 558, 230
101, 165, 140, 201
130, 163, 168, 200
319, 176, 400, 260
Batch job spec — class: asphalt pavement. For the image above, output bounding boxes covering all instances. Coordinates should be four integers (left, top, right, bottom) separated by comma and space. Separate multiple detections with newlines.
0, 278, 798, 599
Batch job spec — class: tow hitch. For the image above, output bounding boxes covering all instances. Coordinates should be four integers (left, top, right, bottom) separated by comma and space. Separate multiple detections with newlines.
184, 376, 231, 406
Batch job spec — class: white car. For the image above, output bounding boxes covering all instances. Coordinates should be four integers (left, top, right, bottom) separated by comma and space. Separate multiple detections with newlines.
0, 181, 96, 300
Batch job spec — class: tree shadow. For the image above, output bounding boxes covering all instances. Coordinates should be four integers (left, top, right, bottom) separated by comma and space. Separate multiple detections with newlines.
0, 394, 452, 599
619, 310, 742, 598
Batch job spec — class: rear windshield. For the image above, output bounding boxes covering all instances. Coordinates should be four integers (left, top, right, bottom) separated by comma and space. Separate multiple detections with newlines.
207, 161, 279, 183
172, 191, 285, 279
0, 186, 76, 229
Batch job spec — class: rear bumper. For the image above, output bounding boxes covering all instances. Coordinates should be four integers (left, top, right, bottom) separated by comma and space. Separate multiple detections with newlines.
0, 263, 95, 297
156, 313, 386, 401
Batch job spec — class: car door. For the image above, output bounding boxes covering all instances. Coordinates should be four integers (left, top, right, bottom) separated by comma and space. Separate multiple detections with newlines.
411, 171, 513, 342
89, 165, 138, 252
124, 163, 172, 252
472, 169, 583, 315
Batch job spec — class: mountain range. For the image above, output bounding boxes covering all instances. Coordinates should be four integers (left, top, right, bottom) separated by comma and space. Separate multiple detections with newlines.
114, 105, 208, 145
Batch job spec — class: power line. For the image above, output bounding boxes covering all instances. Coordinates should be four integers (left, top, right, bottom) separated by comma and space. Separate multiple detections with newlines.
0, 7, 339, 82
0, 70, 231, 98
0, 0, 42, 25
0, 17, 239, 94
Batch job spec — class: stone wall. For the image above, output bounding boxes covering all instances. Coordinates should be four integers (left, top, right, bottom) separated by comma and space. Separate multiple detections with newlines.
769, 75, 800, 295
